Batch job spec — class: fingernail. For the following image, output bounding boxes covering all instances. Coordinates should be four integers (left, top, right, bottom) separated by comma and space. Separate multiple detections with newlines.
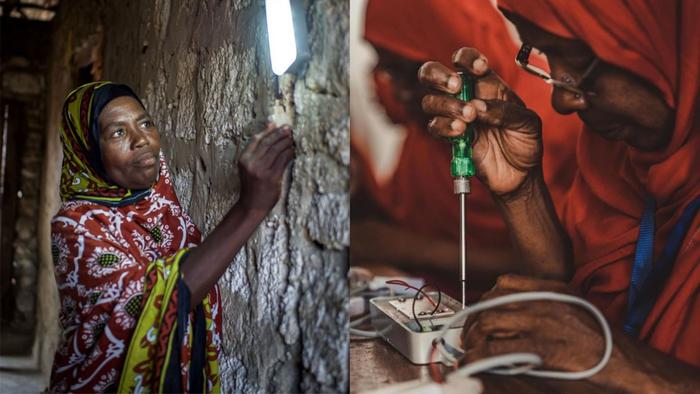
451, 119, 463, 131
447, 75, 461, 91
429, 118, 437, 128
473, 57, 487, 73
473, 100, 487, 112
462, 104, 474, 119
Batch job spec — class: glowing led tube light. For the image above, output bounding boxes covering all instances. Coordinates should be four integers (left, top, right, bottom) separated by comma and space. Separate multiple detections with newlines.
265, 0, 298, 75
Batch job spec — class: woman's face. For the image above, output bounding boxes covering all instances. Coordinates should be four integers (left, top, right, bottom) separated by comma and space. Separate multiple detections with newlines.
505, 12, 675, 152
97, 96, 161, 189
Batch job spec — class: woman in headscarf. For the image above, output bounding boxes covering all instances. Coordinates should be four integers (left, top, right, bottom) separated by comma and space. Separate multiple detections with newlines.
418, 0, 699, 390
351, 0, 582, 294
50, 81, 294, 393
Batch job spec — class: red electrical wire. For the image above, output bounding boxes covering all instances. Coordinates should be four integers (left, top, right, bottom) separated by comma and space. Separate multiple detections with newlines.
429, 343, 444, 383
385, 279, 438, 307
387, 279, 445, 382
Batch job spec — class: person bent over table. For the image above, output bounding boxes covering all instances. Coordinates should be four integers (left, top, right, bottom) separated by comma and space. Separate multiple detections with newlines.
418, 0, 700, 392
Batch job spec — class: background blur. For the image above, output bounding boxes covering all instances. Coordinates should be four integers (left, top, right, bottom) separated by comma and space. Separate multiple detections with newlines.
350, 0, 581, 299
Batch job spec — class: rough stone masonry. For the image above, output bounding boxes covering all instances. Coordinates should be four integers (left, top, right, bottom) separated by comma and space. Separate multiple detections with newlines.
42, 0, 349, 392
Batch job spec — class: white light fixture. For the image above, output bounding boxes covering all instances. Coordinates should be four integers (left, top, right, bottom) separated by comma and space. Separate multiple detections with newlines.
265, 0, 298, 75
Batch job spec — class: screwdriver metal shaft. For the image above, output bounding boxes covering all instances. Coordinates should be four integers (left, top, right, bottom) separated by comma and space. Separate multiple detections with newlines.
460, 191, 466, 308
451, 72, 475, 309
454, 177, 470, 308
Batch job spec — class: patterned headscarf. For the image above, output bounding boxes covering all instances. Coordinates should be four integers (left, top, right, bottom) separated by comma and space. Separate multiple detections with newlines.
59, 81, 151, 205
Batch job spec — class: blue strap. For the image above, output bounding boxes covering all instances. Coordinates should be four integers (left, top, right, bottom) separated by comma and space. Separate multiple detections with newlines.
624, 195, 700, 335
626, 196, 656, 313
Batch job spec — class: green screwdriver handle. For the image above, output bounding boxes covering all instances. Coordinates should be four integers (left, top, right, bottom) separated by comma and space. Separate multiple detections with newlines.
450, 72, 476, 178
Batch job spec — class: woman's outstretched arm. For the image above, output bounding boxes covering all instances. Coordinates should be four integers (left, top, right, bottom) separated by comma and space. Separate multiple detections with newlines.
181, 124, 294, 307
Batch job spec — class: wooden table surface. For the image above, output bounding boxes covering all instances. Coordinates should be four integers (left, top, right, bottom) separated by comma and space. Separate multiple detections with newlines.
350, 338, 619, 393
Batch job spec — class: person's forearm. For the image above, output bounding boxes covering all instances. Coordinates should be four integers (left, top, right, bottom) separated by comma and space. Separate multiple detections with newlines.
593, 328, 700, 393
181, 205, 267, 308
495, 169, 572, 280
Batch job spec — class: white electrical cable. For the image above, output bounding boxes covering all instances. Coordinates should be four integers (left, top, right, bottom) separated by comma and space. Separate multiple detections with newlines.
350, 284, 370, 296
350, 327, 381, 338
451, 353, 542, 377
350, 314, 371, 328
435, 291, 613, 380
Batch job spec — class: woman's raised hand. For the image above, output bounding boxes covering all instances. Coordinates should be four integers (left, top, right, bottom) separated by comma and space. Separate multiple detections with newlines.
418, 48, 543, 199
237, 123, 295, 215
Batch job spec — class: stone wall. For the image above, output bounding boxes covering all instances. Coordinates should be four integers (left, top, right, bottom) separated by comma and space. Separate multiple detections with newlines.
42, 0, 348, 391
0, 17, 51, 368
2, 69, 45, 333
7, 100, 44, 331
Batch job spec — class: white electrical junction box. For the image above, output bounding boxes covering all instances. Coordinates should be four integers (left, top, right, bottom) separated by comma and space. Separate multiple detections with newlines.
369, 292, 465, 365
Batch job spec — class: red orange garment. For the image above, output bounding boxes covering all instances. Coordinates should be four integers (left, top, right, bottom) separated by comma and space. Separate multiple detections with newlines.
51, 156, 222, 392
499, 0, 700, 367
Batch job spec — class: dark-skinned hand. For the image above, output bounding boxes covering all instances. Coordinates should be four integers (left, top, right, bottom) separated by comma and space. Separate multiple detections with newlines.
461, 274, 606, 375
237, 123, 295, 214
418, 48, 543, 199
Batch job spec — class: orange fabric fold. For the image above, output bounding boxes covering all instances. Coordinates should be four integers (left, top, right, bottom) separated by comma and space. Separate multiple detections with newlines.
499, 0, 700, 367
